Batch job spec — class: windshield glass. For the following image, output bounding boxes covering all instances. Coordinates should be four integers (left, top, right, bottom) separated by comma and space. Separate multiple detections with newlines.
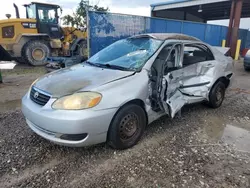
37, 6, 58, 24
27, 4, 36, 19
88, 37, 163, 71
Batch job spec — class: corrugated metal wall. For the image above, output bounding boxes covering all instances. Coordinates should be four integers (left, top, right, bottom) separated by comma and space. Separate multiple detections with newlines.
246, 31, 250, 49
88, 11, 249, 56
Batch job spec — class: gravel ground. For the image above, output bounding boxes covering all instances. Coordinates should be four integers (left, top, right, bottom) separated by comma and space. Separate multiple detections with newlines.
0, 62, 250, 188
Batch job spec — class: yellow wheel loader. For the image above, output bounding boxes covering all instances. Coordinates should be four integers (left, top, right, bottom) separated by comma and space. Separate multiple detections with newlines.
0, 2, 87, 66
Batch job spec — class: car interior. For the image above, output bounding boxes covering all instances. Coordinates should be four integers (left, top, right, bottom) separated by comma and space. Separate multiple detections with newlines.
183, 45, 214, 66
150, 45, 177, 111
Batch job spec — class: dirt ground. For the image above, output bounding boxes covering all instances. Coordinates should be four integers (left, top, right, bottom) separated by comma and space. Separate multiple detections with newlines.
0, 62, 250, 188
0, 64, 46, 113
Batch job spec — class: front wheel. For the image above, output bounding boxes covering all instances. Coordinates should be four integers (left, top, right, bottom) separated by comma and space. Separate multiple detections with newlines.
208, 81, 226, 108
23, 40, 51, 66
107, 104, 146, 150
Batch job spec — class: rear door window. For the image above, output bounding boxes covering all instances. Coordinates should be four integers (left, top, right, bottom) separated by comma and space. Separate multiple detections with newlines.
183, 44, 214, 67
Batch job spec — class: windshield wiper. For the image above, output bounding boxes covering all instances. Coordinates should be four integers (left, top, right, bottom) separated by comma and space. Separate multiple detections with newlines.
85, 61, 102, 67
85, 61, 134, 71
100, 64, 133, 71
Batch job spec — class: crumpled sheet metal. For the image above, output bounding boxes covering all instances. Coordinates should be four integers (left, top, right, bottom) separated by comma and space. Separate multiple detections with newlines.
159, 45, 233, 118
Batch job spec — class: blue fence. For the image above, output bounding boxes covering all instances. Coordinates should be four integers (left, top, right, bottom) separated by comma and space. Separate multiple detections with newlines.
88, 11, 250, 56
246, 31, 250, 48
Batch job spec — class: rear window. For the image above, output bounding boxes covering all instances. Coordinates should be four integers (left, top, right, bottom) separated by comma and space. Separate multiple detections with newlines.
183, 44, 214, 67
2, 26, 14, 38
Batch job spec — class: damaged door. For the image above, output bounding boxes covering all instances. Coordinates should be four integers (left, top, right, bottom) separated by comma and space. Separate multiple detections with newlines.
180, 43, 216, 99
160, 43, 186, 118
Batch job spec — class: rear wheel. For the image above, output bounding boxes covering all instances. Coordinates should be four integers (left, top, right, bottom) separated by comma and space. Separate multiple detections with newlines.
76, 39, 88, 59
208, 81, 226, 108
23, 40, 51, 66
107, 104, 146, 150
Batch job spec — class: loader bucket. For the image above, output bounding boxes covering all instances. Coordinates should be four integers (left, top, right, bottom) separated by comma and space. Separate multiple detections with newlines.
0, 45, 12, 61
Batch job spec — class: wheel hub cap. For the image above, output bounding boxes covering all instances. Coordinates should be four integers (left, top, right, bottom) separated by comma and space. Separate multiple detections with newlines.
32, 48, 45, 61
216, 88, 222, 102
119, 113, 139, 140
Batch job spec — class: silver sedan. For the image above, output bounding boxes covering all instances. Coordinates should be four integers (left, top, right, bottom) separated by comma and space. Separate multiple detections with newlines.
22, 33, 233, 149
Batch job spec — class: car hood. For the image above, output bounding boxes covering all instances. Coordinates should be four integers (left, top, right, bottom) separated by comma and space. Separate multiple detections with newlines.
34, 64, 134, 97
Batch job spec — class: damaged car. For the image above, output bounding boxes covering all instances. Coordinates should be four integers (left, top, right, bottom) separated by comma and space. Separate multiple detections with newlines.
22, 34, 233, 149
244, 49, 250, 71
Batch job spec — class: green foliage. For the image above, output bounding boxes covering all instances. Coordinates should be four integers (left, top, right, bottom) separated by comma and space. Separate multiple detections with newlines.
62, 0, 109, 27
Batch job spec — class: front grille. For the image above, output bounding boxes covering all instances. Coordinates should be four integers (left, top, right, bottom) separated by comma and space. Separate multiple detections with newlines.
30, 87, 51, 106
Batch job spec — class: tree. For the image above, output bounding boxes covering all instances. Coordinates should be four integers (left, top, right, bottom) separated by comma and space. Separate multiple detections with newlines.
62, 0, 109, 28
62, 15, 75, 27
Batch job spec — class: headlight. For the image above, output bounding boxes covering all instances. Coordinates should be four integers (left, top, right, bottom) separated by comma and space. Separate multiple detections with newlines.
52, 92, 102, 110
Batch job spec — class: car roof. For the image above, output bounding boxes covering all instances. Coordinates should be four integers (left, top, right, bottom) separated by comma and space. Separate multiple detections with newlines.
131, 33, 200, 42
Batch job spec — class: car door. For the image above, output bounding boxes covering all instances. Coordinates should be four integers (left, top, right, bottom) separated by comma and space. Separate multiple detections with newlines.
180, 43, 216, 98
159, 43, 186, 118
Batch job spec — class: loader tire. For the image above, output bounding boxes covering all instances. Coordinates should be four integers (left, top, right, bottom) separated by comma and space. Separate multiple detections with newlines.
77, 40, 88, 58
22, 40, 51, 66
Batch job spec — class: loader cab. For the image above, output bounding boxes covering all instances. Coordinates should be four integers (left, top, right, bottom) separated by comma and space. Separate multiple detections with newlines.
24, 2, 63, 39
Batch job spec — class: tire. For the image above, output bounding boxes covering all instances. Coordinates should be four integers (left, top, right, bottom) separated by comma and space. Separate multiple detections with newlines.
208, 81, 226, 108
107, 104, 147, 150
76, 40, 88, 58
22, 40, 51, 66
244, 66, 250, 71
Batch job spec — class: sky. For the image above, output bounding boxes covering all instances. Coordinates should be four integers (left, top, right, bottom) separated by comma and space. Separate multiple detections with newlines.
1, 0, 249, 29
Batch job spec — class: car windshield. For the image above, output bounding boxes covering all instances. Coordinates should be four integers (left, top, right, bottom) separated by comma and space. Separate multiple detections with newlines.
87, 37, 163, 71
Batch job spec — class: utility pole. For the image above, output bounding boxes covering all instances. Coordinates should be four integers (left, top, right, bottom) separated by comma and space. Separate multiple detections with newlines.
227, 0, 243, 58
226, 0, 235, 47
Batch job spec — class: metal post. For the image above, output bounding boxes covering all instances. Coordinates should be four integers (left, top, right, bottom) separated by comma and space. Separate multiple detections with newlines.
230, 0, 243, 58
226, 0, 235, 47
235, 39, 242, 60
151, 11, 156, 17
222, 40, 226, 47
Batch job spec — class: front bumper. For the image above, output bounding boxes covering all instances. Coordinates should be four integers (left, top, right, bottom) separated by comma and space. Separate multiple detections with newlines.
22, 93, 118, 147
